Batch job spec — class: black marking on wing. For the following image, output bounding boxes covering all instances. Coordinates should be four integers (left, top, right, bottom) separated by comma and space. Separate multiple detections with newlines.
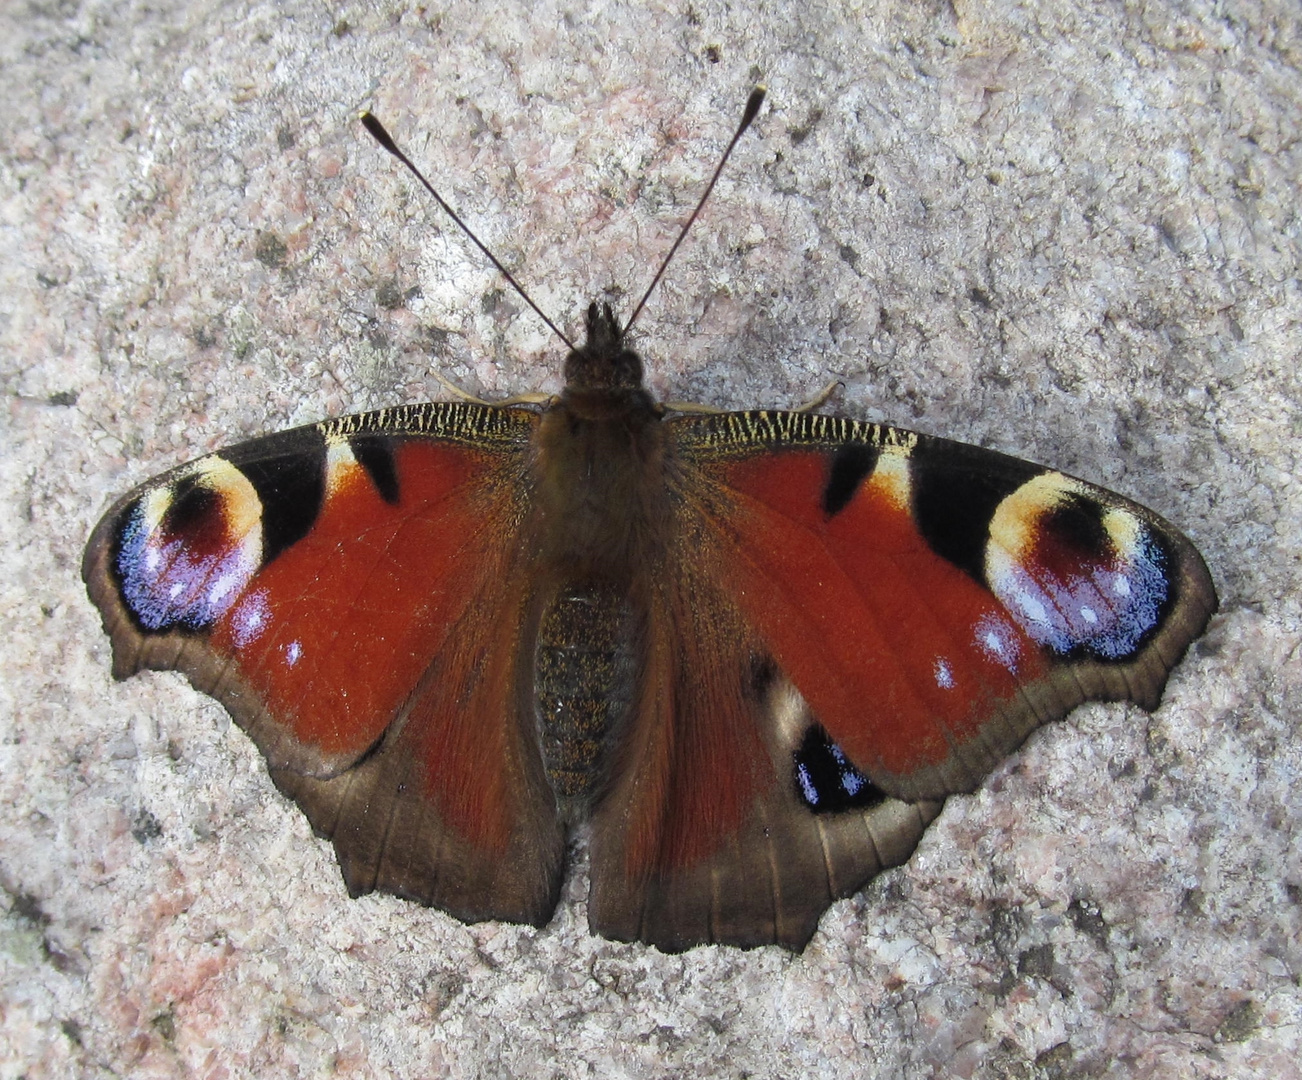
910, 442, 1041, 582
793, 724, 886, 814
1044, 491, 1109, 558
822, 444, 879, 517
161, 473, 221, 538
237, 445, 327, 564
351, 436, 401, 505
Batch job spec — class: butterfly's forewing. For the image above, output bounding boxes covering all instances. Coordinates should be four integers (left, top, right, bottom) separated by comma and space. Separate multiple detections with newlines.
82, 402, 566, 926
587, 410, 1215, 951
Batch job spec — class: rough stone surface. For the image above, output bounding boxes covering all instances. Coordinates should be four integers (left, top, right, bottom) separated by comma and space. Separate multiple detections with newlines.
2, 1, 1299, 1077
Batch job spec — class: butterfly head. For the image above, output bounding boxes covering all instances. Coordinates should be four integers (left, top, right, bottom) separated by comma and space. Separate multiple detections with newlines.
562, 302, 645, 395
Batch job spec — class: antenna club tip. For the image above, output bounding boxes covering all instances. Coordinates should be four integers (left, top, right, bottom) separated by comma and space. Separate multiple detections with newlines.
741, 86, 767, 129
360, 112, 399, 155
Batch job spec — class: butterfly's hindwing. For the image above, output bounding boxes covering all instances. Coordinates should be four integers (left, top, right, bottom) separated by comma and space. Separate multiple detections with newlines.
584, 534, 946, 951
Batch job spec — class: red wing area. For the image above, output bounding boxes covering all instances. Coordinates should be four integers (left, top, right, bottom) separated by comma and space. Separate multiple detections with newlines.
82, 405, 564, 927
697, 449, 1053, 799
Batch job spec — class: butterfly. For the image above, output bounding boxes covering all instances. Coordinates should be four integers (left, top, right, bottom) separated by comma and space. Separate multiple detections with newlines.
82, 91, 1217, 952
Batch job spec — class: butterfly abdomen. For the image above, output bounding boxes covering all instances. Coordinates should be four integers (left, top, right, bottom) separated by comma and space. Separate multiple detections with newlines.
534, 582, 637, 816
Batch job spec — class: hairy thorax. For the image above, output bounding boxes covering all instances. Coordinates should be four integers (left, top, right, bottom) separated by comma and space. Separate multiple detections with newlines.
532, 387, 668, 580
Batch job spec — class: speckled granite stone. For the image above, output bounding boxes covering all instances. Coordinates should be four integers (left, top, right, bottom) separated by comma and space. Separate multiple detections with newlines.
2, 1, 1298, 1077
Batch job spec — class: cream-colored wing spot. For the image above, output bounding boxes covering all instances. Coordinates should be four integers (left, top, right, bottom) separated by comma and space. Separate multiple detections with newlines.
763, 674, 814, 758
986, 471, 1077, 561
183, 454, 265, 559
867, 443, 913, 511
324, 433, 365, 499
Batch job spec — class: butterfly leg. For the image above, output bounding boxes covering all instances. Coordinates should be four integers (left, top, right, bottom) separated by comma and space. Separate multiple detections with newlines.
793, 379, 842, 412
432, 370, 554, 408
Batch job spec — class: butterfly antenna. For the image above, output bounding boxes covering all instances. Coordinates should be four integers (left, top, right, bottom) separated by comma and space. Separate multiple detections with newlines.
623, 85, 767, 334
360, 112, 575, 351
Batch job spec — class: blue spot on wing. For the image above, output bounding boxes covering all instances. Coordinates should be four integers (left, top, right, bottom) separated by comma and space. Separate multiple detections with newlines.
793, 724, 885, 814
113, 486, 255, 633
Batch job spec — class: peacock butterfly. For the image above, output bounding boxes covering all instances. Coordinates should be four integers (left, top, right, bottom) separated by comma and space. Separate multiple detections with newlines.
82, 89, 1216, 952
